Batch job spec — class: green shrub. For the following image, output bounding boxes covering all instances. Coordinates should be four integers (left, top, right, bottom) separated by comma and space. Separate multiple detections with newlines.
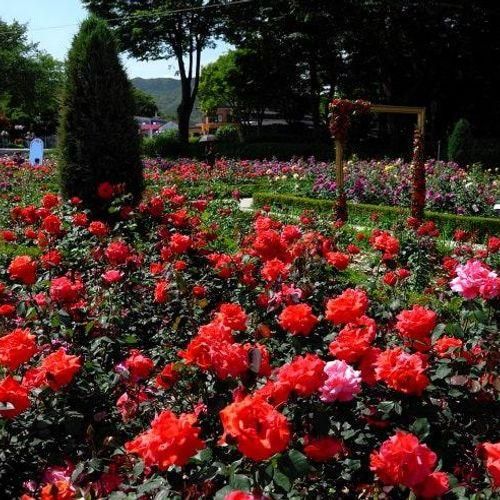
215, 124, 240, 143
253, 192, 500, 239
448, 118, 473, 166
143, 129, 182, 157
58, 16, 143, 215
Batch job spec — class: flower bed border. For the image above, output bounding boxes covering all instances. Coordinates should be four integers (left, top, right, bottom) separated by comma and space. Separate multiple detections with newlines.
253, 192, 500, 238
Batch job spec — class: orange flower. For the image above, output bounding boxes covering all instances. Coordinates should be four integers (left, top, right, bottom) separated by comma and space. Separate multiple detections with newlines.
0, 376, 30, 419
40, 480, 75, 500
8, 255, 37, 285
278, 303, 318, 336
125, 410, 204, 469
0, 328, 38, 370
39, 348, 82, 391
325, 288, 368, 325
220, 396, 290, 461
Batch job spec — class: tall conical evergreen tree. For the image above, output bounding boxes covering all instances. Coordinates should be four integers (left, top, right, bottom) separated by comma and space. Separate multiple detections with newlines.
58, 16, 143, 214
448, 118, 473, 167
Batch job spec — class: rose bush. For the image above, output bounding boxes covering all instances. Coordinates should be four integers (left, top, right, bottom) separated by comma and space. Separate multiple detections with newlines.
0, 156, 498, 498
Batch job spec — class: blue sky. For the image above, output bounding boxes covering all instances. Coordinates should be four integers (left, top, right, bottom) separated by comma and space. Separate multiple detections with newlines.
1, 0, 230, 79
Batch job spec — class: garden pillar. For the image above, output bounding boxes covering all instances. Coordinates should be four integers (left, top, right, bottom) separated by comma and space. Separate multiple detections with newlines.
335, 139, 348, 222
410, 128, 426, 221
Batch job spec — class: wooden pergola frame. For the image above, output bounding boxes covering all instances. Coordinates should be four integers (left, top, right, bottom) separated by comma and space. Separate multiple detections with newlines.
334, 103, 426, 220
370, 104, 426, 135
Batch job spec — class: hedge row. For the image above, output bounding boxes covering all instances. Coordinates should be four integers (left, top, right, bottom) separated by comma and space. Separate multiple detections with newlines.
143, 140, 333, 161
253, 192, 500, 239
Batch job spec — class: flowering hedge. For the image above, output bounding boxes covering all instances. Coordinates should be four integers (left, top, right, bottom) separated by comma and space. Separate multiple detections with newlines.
2, 156, 498, 218
147, 157, 498, 217
0, 160, 498, 499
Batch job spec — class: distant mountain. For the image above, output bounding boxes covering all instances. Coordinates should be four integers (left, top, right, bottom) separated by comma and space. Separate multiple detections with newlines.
131, 77, 202, 123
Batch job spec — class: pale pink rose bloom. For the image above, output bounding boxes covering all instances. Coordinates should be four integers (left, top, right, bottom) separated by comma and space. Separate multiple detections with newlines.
450, 260, 499, 300
319, 360, 362, 402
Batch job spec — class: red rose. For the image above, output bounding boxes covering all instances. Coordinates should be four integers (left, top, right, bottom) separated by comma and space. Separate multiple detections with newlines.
41, 193, 59, 209
41, 249, 62, 270
325, 288, 368, 325
375, 347, 429, 395
72, 213, 89, 227
40, 480, 75, 500
42, 214, 62, 235
304, 436, 346, 462
480, 442, 500, 488
224, 492, 260, 500
193, 285, 206, 298
155, 363, 179, 389
412, 471, 449, 498
105, 241, 131, 265
279, 303, 318, 336
217, 303, 248, 331
383, 271, 398, 286
125, 410, 205, 469
102, 269, 124, 284
97, 182, 114, 200
329, 315, 376, 363
276, 353, 326, 397
326, 251, 350, 270
0, 304, 15, 316
358, 346, 382, 386
370, 431, 437, 488
433, 336, 463, 358
261, 258, 289, 282
124, 349, 154, 381
0, 376, 30, 419
154, 280, 169, 303
170, 234, 192, 254
370, 230, 400, 259
39, 348, 81, 391
220, 395, 290, 461
1, 230, 16, 242
88, 221, 108, 237
0, 328, 38, 370
396, 306, 437, 352
8, 255, 37, 285
50, 276, 84, 304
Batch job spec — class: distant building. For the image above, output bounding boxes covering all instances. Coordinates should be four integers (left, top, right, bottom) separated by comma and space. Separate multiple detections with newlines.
190, 107, 236, 137
190, 107, 313, 137
135, 116, 178, 137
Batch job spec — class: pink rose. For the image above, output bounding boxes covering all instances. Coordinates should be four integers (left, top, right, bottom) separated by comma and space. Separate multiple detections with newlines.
319, 360, 362, 402
450, 260, 499, 300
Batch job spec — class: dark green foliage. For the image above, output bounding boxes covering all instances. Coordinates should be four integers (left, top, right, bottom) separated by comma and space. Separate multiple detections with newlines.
448, 119, 474, 166
58, 16, 143, 215
132, 87, 159, 117
215, 124, 240, 143
142, 129, 181, 157
253, 192, 500, 239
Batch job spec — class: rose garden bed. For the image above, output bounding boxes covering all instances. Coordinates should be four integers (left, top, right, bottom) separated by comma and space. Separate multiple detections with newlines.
0, 157, 498, 499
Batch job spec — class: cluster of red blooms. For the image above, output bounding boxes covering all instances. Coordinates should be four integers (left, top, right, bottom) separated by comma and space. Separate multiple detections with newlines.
0, 333, 81, 419
370, 432, 449, 497
125, 410, 205, 469
329, 98, 372, 143
369, 229, 400, 260
179, 306, 271, 380
0, 170, 497, 498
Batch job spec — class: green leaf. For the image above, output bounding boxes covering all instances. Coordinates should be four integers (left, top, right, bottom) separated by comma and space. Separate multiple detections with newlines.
229, 473, 251, 491
410, 417, 430, 440
377, 401, 395, 414
273, 470, 292, 492
288, 449, 310, 475
433, 364, 452, 380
